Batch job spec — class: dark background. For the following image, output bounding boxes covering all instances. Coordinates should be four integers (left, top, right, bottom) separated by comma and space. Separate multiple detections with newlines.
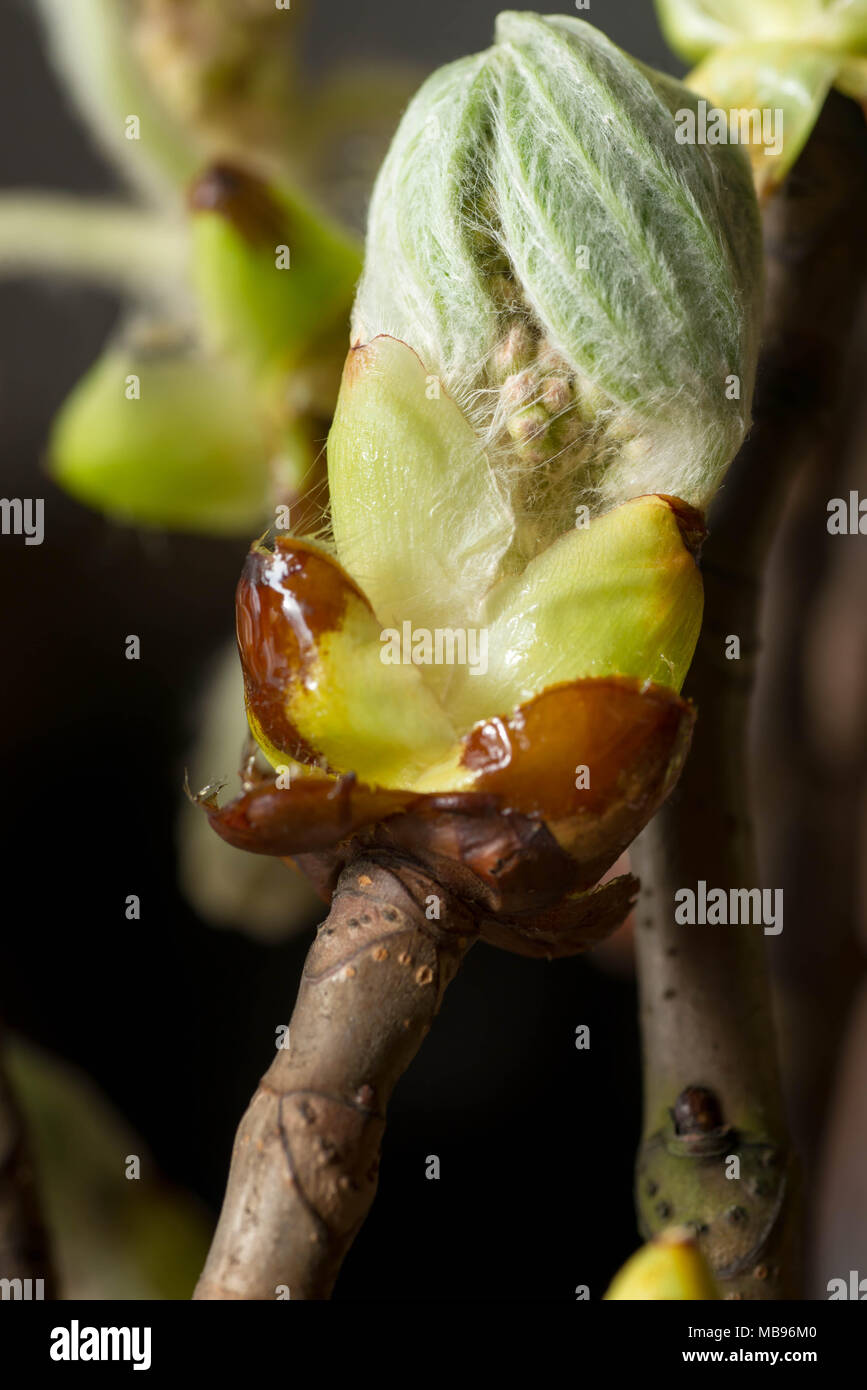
0, 0, 718, 1301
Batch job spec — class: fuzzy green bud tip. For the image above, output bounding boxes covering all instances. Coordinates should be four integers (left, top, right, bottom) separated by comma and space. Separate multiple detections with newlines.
353, 11, 762, 522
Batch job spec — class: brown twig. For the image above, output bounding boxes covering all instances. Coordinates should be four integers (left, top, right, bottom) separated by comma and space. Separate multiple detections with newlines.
631, 91, 867, 1300
194, 855, 475, 1300
195, 689, 666, 1298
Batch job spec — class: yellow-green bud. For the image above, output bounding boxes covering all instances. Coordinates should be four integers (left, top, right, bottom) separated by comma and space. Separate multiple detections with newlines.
605, 1228, 721, 1300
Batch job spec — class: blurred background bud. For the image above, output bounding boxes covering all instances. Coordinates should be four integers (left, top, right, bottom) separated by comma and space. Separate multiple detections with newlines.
48, 326, 274, 536
188, 163, 359, 376
4, 0, 416, 540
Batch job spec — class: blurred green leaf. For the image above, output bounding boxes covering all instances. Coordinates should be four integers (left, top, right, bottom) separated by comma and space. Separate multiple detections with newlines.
5, 1037, 210, 1300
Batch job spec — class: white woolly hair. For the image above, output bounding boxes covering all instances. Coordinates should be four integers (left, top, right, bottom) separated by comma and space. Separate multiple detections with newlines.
352, 12, 763, 537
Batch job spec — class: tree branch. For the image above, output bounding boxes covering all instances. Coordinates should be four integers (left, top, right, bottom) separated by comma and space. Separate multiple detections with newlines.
631, 91, 867, 1300
194, 854, 475, 1300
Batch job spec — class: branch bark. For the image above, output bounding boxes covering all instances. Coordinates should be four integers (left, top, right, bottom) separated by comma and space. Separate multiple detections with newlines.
194, 854, 475, 1300
631, 91, 867, 1300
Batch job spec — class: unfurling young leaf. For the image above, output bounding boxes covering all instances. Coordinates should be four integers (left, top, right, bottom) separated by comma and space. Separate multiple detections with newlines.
656, 0, 867, 192
655, 0, 867, 64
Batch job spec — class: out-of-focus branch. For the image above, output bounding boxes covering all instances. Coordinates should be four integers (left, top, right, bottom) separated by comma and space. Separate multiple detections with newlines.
0, 195, 187, 300
755, 313, 867, 1182
632, 91, 867, 1300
